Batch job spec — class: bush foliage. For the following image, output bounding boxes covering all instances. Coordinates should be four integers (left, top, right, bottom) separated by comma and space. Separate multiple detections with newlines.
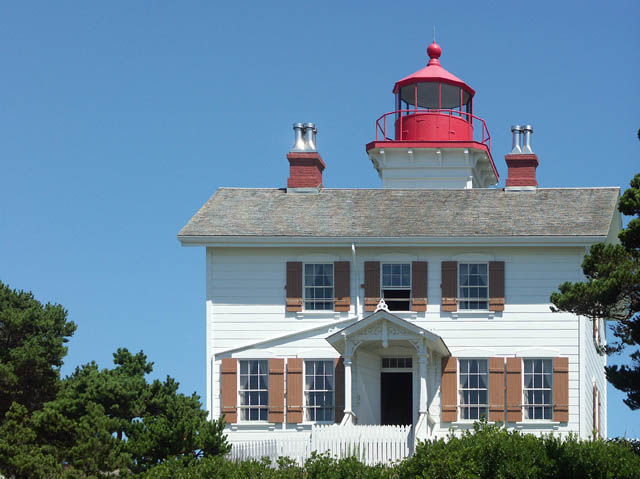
141, 422, 640, 479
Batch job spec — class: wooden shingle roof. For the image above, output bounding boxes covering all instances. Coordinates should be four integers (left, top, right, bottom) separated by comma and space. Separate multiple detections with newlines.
178, 187, 619, 239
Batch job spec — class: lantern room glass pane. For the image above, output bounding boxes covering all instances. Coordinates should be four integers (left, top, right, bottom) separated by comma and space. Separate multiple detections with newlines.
440, 83, 462, 109
416, 83, 439, 109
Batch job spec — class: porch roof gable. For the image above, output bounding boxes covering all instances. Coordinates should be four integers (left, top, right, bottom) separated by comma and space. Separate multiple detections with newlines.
326, 310, 450, 357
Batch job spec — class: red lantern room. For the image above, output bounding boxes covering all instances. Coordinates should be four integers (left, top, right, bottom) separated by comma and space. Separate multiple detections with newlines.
393, 42, 474, 142
366, 42, 498, 189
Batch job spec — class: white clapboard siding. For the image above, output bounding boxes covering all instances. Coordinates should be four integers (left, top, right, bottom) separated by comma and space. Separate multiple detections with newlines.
207, 245, 592, 436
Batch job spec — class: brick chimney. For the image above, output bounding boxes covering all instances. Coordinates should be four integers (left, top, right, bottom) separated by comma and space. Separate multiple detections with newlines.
287, 122, 326, 191
505, 125, 539, 190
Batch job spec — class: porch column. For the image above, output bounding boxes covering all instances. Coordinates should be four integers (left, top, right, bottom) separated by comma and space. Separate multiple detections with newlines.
341, 355, 356, 425
415, 352, 429, 440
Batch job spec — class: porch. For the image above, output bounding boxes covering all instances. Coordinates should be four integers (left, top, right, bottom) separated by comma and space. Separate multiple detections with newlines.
326, 305, 450, 441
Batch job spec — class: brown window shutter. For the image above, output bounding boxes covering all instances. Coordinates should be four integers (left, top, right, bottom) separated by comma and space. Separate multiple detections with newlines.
364, 261, 380, 312
489, 261, 505, 312
286, 358, 303, 423
489, 357, 505, 422
441, 261, 458, 312
506, 357, 522, 422
286, 262, 303, 312
220, 358, 237, 423
334, 358, 345, 423
334, 261, 351, 312
411, 261, 428, 312
268, 359, 284, 423
553, 357, 569, 422
441, 357, 458, 422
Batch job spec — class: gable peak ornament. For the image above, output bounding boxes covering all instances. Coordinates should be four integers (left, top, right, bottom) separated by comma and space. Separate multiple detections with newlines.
375, 298, 389, 312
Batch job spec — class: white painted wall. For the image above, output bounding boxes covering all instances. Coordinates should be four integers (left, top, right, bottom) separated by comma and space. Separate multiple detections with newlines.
581, 315, 607, 438
367, 147, 497, 189
354, 350, 380, 425
206, 244, 602, 439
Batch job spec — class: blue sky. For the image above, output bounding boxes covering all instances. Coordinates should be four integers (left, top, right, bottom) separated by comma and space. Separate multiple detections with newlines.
1, 1, 638, 437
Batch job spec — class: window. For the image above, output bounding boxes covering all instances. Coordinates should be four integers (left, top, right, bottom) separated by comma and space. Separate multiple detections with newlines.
304, 264, 334, 310
381, 263, 411, 311
459, 359, 488, 420
458, 263, 488, 310
239, 360, 268, 421
523, 359, 553, 420
304, 360, 334, 422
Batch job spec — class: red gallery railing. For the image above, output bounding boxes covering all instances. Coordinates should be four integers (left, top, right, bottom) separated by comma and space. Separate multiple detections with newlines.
375, 109, 492, 152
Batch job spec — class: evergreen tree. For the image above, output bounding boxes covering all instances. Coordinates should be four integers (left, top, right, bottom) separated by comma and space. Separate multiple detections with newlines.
0, 281, 77, 418
0, 282, 229, 478
551, 172, 640, 410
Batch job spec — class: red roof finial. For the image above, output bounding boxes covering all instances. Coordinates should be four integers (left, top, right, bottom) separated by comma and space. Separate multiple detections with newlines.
427, 42, 442, 65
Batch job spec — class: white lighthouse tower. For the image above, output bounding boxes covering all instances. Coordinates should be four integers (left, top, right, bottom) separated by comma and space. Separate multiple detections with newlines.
366, 42, 499, 189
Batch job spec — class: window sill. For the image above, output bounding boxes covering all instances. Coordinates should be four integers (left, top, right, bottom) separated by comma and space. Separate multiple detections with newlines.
514, 421, 561, 429
448, 421, 497, 427
296, 311, 345, 320
228, 422, 277, 431
450, 310, 496, 320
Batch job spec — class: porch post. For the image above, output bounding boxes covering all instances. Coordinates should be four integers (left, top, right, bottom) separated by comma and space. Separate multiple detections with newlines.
342, 355, 356, 425
415, 349, 430, 441
419, 354, 428, 414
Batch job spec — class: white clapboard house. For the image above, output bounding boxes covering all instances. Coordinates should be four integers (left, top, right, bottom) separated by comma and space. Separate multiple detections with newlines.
178, 42, 619, 455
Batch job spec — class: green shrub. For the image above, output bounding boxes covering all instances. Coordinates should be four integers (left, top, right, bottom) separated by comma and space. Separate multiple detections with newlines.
139, 422, 640, 479
400, 422, 640, 479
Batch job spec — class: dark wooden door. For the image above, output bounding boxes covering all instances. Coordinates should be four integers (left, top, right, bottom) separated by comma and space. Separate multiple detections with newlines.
380, 372, 413, 425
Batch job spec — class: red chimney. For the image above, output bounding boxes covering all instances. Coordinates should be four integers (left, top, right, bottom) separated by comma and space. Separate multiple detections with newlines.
287, 123, 325, 190
505, 125, 538, 189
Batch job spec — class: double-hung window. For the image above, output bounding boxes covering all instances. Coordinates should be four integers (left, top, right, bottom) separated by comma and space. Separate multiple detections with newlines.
459, 359, 488, 420
458, 263, 489, 310
304, 360, 334, 422
238, 360, 268, 421
381, 263, 411, 311
523, 359, 553, 420
304, 264, 334, 310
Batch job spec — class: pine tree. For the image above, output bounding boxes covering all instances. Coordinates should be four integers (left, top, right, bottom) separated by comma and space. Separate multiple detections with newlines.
551, 172, 640, 410
0, 281, 77, 418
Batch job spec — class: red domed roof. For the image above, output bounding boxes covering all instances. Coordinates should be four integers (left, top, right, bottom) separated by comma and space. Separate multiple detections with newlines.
392, 42, 475, 95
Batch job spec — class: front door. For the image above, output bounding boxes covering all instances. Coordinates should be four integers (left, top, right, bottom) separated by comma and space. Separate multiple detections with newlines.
380, 372, 413, 425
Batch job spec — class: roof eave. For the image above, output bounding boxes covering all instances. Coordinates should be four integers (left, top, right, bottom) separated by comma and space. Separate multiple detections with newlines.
178, 234, 608, 248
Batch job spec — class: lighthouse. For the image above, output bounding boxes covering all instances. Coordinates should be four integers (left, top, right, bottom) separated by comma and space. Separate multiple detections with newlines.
366, 42, 499, 189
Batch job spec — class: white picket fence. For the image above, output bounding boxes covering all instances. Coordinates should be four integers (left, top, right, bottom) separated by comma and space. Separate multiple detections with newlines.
228, 435, 311, 465
228, 424, 412, 466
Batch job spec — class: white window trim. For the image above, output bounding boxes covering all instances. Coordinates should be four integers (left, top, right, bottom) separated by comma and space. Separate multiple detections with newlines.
457, 262, 490, 312
237, 359, 270, 423
303, 263, 334, 312
521, 358, 554, 422
457, 358, 490, 422
380, 262, 412, 312
303, 359, 335, 424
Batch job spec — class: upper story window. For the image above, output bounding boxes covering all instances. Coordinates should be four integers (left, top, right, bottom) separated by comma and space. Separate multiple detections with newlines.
304, 264, 334, 311
458, 263, 488, 310
459, 359, 488, 420
523, 359, 553, 420
381, 263, 411, 311
238, 360, 268, 421
304, 360, 334, 422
